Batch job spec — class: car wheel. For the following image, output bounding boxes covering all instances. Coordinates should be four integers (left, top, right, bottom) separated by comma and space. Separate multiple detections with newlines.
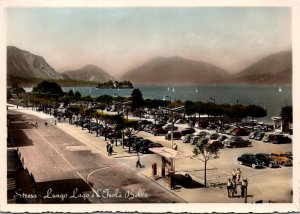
268, 163, 273, 168
251, 163, 256, 169
238, 161, 243, 165
281, 161, 285, 166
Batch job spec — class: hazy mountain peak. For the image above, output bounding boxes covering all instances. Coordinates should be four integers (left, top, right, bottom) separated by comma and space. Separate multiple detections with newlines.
7, 46, 64, 80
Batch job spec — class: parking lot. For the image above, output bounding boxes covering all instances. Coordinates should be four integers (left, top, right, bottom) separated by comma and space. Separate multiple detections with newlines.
132, 129, 293, 202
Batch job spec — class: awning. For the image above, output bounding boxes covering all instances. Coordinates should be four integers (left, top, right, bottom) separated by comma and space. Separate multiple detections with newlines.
149, 147, 187, 159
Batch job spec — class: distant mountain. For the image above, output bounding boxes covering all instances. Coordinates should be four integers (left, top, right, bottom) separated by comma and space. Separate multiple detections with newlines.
7, 46, 64, 80
63, 64, 115, 83
233, 51, 292, 84
121, 56, 230, 84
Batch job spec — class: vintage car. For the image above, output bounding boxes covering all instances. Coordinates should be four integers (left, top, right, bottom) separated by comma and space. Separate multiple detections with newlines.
271, 151, 293, 166
237, 153, 264, 168
255, 153, 279, 168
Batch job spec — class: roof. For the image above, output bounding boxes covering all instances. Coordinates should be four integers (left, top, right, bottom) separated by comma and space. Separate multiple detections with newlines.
149, 147, 187, 159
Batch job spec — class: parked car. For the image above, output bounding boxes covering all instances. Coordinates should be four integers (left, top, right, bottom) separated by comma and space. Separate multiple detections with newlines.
254, 132, 265, 141
272, 135, 292, 144
255, 153, 279, 168
223, 136, 252, 148
165, 131, 182, 140
237, 153, 264, 168
249, 131, 259, 139
209, 133, 219, 140
271, 151, 293, 166
162, 124, 178, 131
190, 136, 201, 145
217, 135, 228, 142
231, 128, 249, 136
133, 139, 154, 151
180, 128, 196, 135
263, 134, 292, 144
284, 151, 293, 160
152, 127, 168, 136
195, 131, 208, 138
139, 143, 163, 154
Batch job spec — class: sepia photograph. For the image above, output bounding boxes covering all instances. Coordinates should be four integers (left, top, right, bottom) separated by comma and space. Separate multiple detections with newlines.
1, 0, 299, 213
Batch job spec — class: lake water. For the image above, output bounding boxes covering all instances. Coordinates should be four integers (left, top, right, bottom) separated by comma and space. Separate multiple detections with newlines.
26, 84, 292, 121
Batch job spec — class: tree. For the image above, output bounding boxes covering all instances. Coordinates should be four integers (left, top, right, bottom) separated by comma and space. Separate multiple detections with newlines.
192, 138, 223, 187
130, 89, 144, 117
226, 104, 247, 125
131, 88, 144, 109
246, 105, 267, 128
280, 106, 292, 133
74, 91, 82, 101
32, 81, 64, 99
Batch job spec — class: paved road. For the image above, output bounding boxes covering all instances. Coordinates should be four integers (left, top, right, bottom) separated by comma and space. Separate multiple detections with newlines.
8, 110, 183, 203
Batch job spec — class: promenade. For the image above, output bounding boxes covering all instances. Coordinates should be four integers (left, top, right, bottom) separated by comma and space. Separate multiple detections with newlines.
7, 105, 293, 203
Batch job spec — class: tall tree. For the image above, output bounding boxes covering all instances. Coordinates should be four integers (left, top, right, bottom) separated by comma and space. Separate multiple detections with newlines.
192, 138, 223, 187
246, 105, 267, 128
32, 80, 64, 99
130, 88, 144, 109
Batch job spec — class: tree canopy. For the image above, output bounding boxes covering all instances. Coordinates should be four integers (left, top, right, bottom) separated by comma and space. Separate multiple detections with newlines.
130, 88, 144, 109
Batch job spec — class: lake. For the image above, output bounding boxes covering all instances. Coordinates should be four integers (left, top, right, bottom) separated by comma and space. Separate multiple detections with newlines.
26, 84, 292, 121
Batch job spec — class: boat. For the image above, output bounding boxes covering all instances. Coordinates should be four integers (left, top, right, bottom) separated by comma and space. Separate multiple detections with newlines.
89, 88, 92, 94
172, 87, 175, 92
279, 87, 282, 92
167, 87, 170, 91
195, 88, 199, 93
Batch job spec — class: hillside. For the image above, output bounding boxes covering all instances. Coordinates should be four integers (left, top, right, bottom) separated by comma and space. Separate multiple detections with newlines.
63, 64, 115, 83
121, 56, 230, 84
233, 51, 292, 84
7, 46, 64, 80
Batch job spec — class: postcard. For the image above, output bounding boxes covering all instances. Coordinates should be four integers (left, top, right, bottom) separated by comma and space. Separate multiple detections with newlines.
1, 0, 299, 213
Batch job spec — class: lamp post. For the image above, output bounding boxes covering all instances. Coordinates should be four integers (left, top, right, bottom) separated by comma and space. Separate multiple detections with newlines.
160, 106, 185, 150
209, 97, 216, 104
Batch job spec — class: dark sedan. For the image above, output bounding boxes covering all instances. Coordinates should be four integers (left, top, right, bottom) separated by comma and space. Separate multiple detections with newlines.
255, 153, 279, 168
181, 128, 196, 135
139, 143, 163, 154
237, 153, 264, 168
223, 137, 252, 148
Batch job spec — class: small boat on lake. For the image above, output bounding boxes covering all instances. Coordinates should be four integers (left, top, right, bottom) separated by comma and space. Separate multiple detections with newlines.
279, 87, 282, 92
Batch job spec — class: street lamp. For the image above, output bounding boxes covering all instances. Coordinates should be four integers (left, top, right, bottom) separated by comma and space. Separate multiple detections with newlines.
209, 97, 216, 104
160, 106, 185, 150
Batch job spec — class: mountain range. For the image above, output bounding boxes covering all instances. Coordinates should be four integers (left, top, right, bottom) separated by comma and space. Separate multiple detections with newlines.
121, 56, 230, 84
63, 65, 115, 82
6, 46, 292, 85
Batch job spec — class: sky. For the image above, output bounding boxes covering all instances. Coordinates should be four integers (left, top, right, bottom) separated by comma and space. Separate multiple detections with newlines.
7, 7, 291, 79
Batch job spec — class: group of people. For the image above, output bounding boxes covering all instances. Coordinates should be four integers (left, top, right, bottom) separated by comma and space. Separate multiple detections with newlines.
226, 168, 248, 198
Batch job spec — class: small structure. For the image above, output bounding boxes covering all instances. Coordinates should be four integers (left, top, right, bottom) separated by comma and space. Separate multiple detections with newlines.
149, 147, 186, 178
272, 117, 282, 133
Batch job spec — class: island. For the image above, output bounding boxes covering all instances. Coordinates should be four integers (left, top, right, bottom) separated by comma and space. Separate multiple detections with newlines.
96, 80, 134, 89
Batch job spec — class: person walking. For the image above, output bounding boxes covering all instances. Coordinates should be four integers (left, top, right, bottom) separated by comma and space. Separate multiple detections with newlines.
231, 179, 237, 198
236, 168, 242, 182
227, 178, 232, 198
108, 144, 113, 156
35, 120, 38, 128
106, 142, 110, 152
241, 179, 247, 198
231, 169, 237, 182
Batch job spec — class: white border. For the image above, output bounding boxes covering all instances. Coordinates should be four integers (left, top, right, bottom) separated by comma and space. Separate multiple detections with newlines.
0, 0, 299, 213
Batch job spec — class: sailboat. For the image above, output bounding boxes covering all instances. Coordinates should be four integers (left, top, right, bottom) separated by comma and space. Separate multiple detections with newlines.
162, 96, 166, 101
172, 87, 175, 92
279, 87, 282, 93
89, 88, 92, 94
195, 88, 199, 93
167, 87, 170, 91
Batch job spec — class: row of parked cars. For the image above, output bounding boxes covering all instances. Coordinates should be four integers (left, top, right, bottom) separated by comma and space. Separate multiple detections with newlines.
249, 132, 292, 144
237, 151, 293, 169
122, 136, 163, 154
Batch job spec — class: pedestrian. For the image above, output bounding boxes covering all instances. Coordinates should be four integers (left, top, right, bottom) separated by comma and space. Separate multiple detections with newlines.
173, 143, 178, 150
54, 119, 57, 126
106, 142, 110, 152
227, 178, 232, 198
231, 169, 237, 182
44, 120, 48, 126
236, 168, 242, 182
241, 179, 247, 198
63, 116, 66, 121
231, 179, 237, 198
35, 120, 38, 128
108, 144, 113, 156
